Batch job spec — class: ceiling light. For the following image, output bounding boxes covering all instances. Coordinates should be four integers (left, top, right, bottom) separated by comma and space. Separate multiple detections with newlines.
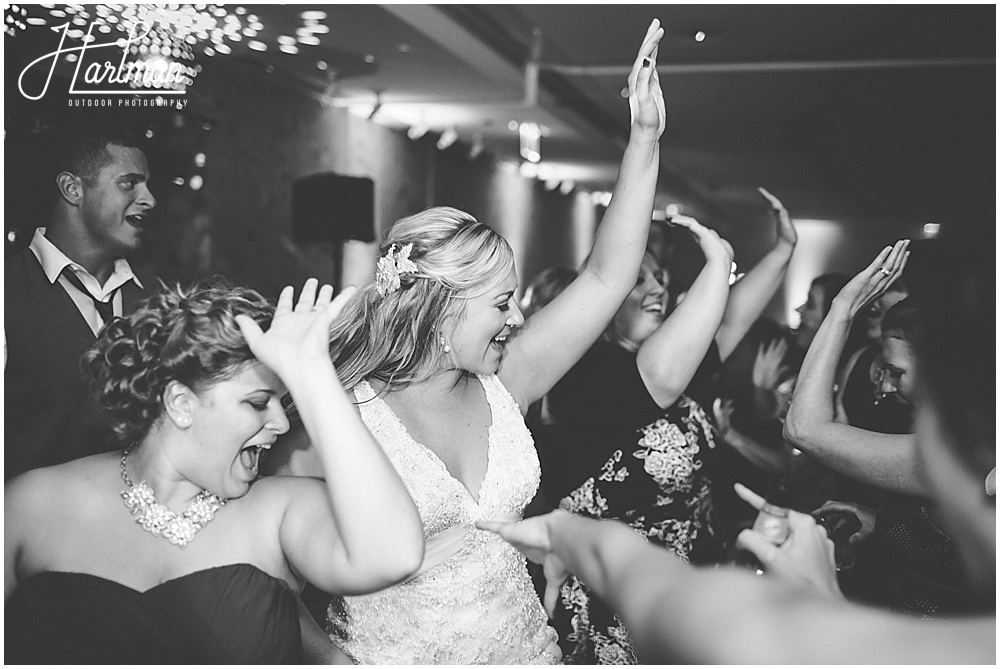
194, 153, 206, 167
298, 35, 320, 46
277, 35, 296, 45
436, 128, 459, 151
507, 120, 518, 132
309, 24, 329, 34
922, 222, 940, 238
519, 161, 540, 179
364, 54, 375, 63
316, 60, 327, 70
189, 175, 204, 191
468, 136, 485, 160
519, 122, 541, 163
300, 10, 327, 21
247, 40, 266, 51
695, 31, 706, 42
215, 43, 231, 55
279, 44, 298, 55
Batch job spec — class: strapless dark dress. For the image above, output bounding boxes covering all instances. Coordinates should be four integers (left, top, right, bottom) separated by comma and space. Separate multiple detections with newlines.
5, 563, 303, 664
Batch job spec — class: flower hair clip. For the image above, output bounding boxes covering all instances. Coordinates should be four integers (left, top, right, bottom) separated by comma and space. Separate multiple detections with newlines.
375, 243, 419, 297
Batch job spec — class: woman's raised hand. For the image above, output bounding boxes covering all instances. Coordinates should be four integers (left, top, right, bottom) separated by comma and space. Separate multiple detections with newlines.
627, 19, 666, 140
668, 214, 734, 265
753, 338, 792, 391
833, 239, 910, 319
758, 187, 798, 248
236, 279, 357, 383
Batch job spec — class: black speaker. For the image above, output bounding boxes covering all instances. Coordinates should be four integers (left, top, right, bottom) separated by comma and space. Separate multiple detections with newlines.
292, 173, 375, 244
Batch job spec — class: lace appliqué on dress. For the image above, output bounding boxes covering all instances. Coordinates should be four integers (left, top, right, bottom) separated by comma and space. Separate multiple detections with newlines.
329, 375, 559, 664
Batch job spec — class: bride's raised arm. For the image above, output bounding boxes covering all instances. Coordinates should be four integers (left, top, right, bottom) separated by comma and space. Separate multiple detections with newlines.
501, 19, 666, 409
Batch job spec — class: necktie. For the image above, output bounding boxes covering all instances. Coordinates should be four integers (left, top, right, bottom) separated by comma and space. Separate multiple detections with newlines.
61, 268, 116, 325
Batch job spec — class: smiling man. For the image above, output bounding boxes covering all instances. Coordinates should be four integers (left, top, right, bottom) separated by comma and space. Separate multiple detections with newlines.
5, 128, 158, 479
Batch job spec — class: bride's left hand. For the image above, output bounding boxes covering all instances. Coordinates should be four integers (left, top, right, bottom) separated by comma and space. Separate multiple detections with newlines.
627, 19, 666, 139
236, 279, 356, 383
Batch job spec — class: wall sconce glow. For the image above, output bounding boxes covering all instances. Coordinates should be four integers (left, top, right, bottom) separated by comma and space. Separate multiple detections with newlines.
436, 128, 459, 150
519, 122, 541, 163
922, 222, 940, 238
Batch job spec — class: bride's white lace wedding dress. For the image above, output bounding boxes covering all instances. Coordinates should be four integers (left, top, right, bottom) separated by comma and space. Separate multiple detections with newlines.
327, 374, 560, 664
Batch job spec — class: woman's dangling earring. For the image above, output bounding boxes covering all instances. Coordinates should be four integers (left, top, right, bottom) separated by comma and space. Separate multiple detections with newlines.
873, 367, 886, 406
439, 335, 451, 354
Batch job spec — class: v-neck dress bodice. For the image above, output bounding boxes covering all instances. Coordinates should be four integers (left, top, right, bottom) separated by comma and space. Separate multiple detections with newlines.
327, 374, 559, 664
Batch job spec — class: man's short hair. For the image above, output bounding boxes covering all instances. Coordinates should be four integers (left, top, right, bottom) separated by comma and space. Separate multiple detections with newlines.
56, 128, 142, 185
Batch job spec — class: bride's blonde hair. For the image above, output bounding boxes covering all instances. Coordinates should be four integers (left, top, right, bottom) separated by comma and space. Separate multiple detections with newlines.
329, 207, 515, 392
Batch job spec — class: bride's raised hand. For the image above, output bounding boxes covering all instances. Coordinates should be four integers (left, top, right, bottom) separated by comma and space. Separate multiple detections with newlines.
627, 19, 666, 140
236, 279, 357, 383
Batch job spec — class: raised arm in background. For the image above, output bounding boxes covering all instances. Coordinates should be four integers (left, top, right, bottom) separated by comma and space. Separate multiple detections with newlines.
637, 214, 732, 407
714, 187, 797, 361
501, 20, 665, 410
783, 240, 924, 497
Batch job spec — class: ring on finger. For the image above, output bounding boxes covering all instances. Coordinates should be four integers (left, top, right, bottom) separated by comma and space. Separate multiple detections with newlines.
879, 268, 892, 276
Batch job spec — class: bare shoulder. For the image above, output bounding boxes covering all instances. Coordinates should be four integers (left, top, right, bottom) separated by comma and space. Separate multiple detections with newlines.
7, 455, 112, 509
5, 455, 117, 548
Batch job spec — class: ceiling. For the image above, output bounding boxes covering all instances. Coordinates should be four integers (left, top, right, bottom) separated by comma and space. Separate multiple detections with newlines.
9, 4, 997, 235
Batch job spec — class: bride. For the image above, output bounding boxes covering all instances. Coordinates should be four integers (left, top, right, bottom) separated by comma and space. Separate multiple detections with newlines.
269, 19, 666, 664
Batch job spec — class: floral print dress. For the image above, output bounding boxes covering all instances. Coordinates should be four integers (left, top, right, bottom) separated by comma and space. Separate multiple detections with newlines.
534, 342, 726, 664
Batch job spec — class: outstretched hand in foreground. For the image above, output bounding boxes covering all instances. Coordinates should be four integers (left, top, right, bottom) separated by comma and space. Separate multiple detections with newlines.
734, 483, 843, 599
476, 513, 570, 617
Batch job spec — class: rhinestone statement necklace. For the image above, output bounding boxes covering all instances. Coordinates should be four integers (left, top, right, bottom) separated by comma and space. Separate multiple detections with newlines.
120, 448, 227, 548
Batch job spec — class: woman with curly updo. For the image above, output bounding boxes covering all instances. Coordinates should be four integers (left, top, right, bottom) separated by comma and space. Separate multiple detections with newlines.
266, 21, 666, 664
4, 279, 423, 663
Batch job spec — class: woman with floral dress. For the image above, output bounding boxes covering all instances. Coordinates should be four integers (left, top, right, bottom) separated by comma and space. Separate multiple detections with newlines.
535, 216, 736, 663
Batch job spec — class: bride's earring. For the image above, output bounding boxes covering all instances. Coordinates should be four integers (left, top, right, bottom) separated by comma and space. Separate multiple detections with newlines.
439, 335, 451, 354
